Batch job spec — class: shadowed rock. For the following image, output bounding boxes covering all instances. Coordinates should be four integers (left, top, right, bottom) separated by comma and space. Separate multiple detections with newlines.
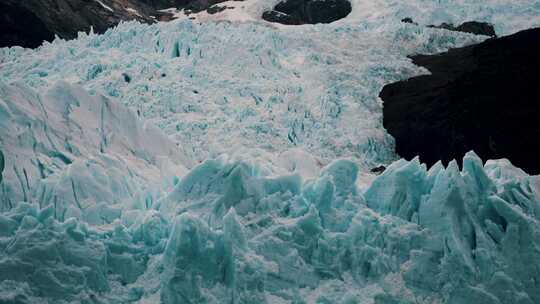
401, 17, 418, 25
0, 0, 156, 48
380, 28, 540, 174
401, 18, 497, 37
262, 0, 351, 25
429, 21, 497, 37
0, 0, 233, 48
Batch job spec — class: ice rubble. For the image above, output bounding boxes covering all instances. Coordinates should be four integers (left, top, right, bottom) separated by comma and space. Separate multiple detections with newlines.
1, 1, 540, 303
170, 0, 540, 36
2, 152, 540, 303
154, 153, 540, 304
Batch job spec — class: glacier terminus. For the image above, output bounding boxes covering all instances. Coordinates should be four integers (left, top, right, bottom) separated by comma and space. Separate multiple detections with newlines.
1, 0, 540, 303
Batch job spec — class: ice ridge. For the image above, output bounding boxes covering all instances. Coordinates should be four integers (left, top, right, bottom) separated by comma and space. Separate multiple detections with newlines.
1, 152, 540, 303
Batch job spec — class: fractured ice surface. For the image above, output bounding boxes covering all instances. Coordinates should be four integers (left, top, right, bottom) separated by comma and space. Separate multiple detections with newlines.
1, 1, 540, 302
2, 153, 540, 303
168, 0, 540, 36
0, 80, 190, 217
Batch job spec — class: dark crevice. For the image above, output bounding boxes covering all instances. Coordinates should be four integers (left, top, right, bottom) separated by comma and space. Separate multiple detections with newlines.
0, 2, 55, 48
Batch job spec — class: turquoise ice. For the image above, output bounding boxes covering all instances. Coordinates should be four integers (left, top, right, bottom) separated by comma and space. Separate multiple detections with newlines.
2, 152, 540, 303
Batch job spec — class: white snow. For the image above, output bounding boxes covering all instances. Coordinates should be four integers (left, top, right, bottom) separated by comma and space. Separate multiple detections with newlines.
95, 0, 114, 12
163, 0, 540, 35
126, 7, 142, 17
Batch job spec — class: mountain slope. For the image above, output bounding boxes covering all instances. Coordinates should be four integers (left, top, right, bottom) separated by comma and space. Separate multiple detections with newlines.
0, 0, 234, 48
380, 28, 540, 174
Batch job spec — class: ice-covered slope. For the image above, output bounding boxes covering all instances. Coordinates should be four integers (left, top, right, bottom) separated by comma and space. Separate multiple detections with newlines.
0, 80, 190, 217
0, 20, 486, 170
1, 0, 540, 303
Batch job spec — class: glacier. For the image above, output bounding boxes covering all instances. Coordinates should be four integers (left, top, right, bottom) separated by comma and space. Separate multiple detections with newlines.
2, 151, 540, 303
1, 0, 540, 303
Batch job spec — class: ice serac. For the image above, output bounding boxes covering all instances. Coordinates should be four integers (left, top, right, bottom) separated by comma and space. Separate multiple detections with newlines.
153, 152, 540, 303
161, 210, 266, 304
2, 136, 540, 302
0, 201, 169, 303
157, 157, 364, 303
366, 152, 540, 304
0, 80, 189, 217
0, 203, 109, 302
380, 28, 540, 174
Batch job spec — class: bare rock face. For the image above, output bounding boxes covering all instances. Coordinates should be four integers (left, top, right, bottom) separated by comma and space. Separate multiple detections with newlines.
262, 0, 352, 25
0, 0, 156, 48
401, 18, 497, 37
380, 28, 540, 174
429, 21, 497, 37
0, 0, 232, 48
0, 2, 55, 49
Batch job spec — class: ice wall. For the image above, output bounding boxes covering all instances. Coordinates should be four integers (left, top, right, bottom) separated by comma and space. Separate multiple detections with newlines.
0, 80, 189, 218
2, 153, 539, 303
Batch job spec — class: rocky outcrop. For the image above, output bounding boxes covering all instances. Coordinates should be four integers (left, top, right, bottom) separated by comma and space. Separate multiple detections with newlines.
0, 0, 155, 48
0, 2, 56, 49
380, 28, 540, 174
400, 18, 496, 37
262, 0, 351, 25
206, 5, 228, 15
429, 21, 497, 37
400, 17, 417, 25
0, 0, 232, 48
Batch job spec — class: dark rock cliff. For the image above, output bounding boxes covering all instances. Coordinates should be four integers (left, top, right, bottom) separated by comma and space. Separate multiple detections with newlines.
262, 0, 351, 25
380, 28, 540, 174
0, 0, 231, 48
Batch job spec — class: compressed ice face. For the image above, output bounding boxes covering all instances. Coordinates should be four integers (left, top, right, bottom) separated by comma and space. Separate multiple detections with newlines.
163, 0, 540, 36
156, 153, 540, 304
0, 80, 189, 218
3, 153, 539, 303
